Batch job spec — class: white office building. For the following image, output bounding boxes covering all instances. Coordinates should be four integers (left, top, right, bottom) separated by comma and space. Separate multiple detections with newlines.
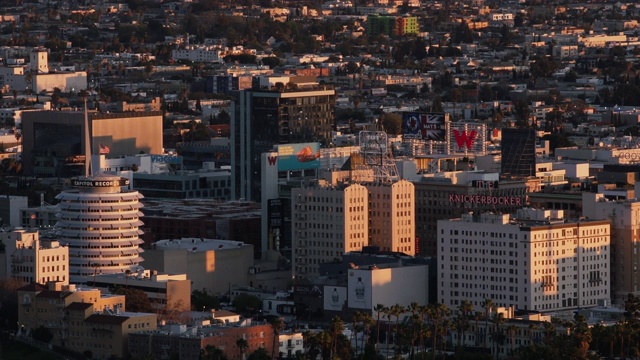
438, 209, 611, 312
55, 175, 145, 283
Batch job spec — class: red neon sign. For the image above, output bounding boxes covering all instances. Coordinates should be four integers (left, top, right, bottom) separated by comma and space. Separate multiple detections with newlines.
453, 130, 477, 150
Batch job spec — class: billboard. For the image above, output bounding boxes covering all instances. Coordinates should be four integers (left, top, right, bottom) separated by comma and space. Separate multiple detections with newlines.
348, 270, 372, 309
323, 286, 347, 311
276, 142, 321, 171
402, 112, 448, 141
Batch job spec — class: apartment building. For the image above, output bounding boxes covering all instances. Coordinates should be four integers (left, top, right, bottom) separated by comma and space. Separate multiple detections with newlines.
2, 229, 69, 285
438, 209, 611, 312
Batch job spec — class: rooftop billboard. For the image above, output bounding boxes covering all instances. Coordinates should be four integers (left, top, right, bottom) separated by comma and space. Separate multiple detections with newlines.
276, 142, 321, 171
402, 112, 448, 141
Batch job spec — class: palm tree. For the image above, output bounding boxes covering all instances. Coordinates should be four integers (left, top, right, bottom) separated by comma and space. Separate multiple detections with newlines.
391, 304, 406, 353
352, 311, 364, 355
507, 324, 517, 356
456, 300, 473, 347
328, 316, 345, 359
528, 322, 538, 345
374, 304, 386, 350
92, 263, 100, 285
482, 299, 494, 349
491, 312, 505, 359
428, 303, 450, 360
473, 311, 483, 347
408, 302, 420, 358
270, 317, 284, 359
236, 337, 248, 360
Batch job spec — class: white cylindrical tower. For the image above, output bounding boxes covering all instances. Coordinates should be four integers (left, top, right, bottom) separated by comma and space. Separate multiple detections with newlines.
55, 175, 144, 283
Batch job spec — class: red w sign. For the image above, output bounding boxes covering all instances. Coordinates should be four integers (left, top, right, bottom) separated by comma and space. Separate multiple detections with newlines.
267, 156, 277, 166
453, 130, 477, 150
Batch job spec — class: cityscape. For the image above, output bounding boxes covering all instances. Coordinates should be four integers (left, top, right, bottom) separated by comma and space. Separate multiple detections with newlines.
1, 0, 640, 359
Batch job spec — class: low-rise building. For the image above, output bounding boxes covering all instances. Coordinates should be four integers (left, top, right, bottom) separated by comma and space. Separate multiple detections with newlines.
17, 282, 156, 359
88, 270, 191, 312
2, 229, 69, 285
128, 321, 275, 360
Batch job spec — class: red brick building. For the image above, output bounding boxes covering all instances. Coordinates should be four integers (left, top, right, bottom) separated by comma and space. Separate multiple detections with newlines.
128, 322, 275, 360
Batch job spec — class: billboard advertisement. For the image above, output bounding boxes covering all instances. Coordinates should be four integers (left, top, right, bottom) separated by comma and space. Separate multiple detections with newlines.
276, 142, 321, 171
402, 112, 448, 141
348, 270, 372, 309
323, 286, 347, 311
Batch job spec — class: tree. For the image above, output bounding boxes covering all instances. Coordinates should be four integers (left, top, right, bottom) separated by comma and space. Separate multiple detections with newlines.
231, 294, 262, 314
32, 326, 53, 343
115, 287, 154, 313
374, 304, 386, 350
270, 317, 284, 359
191, 289, 220, 311
236, 338, 248, 360
380, 113, 402, 135
201, 345, 228, 360
483, 299, 494, 349
514, 100, 532, 126
246, 348, 269, 360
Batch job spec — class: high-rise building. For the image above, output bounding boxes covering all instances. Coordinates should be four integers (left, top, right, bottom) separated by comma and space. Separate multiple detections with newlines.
55, 175, 145, 283
291, 182, 369, 278
501, 128, 537, 177
231, 80, 335, 201
583, 192, 640, 304
395, 16, 419, 36
439, 209, 611, 312
2, 229, 69, 285
366, 180, 415, 255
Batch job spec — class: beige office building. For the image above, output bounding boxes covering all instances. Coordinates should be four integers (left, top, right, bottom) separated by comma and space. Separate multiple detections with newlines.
366, 180, 415, 255
583, 192, 640, 304
292, 182, 369, 278
2, 229, 69, 285
439, 209, 611, 312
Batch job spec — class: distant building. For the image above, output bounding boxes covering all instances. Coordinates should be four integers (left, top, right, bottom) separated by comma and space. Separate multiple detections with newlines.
0, 195, 27, 227
501, 128, 537, 177
21, 110, 163, 177
439, 209, 611, 312
367, 15, 396, 36
231, 81, 335, 201
1, 229, 69, 285
205, 75, 253, 94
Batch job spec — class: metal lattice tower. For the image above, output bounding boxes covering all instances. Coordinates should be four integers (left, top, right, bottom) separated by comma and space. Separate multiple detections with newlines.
358, 131, 399, 184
